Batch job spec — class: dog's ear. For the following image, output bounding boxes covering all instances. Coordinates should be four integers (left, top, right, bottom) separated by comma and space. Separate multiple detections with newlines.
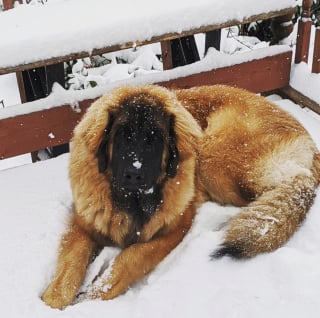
97, 114, 115, 173
166, 115, 179, 178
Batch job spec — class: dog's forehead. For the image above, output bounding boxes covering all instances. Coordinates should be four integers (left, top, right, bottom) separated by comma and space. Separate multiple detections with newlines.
115, 97, 169, 128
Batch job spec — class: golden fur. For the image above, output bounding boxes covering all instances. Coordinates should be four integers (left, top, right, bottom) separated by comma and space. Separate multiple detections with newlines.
42, 85, 320, 309
176, 86, 320, 257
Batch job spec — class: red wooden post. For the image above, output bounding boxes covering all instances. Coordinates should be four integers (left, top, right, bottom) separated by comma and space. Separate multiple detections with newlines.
312, 28, 320, 73
160, 41, 174, 70
3, 0, 22, 10
295, 0, 312, 64
2, 0, 14, 9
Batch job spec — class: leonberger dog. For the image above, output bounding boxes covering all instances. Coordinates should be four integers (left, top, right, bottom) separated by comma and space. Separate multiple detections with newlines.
42, 84, 320, 309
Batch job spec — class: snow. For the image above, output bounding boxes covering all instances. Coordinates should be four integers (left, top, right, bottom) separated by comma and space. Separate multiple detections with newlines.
0, 73, 20, 106
0, 98, 320, 318
290, 25, 320, 104
1, 0, 320, 316
133, 160, 142, 169
291, 63, 320, 104
0, 0, 295, 69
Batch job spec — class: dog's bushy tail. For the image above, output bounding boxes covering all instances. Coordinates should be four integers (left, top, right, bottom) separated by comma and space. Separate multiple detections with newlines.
213, 156, 320, 259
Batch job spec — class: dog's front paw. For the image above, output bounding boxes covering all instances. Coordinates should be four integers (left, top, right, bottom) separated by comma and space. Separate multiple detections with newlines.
42, 284, 66, 310
42, 278, 78, 310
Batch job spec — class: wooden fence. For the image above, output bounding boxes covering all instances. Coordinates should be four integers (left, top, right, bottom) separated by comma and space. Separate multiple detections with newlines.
0, 0, 318, 161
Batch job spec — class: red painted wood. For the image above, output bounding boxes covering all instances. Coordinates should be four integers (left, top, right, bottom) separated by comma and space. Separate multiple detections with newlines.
160, 51, 292, 93
312, 28, 320, 73
2, 0, 16, 10
0, 100, 93, 159
295, 0, 312, 64
161, 41, 174, 70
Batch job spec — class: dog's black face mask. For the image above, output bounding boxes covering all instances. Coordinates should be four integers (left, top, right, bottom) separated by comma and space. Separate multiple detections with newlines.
97, 101, 179, 226
111, 106, 165, 217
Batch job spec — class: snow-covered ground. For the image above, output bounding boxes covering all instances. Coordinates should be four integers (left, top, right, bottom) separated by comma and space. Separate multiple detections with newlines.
0, 97, 320, 318
1, 0, 320, 317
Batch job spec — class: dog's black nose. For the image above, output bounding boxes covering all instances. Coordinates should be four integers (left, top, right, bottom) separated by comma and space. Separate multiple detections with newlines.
122, 166, 145, 190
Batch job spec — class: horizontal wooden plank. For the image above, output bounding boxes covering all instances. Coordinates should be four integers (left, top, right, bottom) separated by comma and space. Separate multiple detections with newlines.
0, 51, 292, 159
0, 7, 295, 76
0, 100, 93, 159
160, 51, 292, 93
278, 86, 320, 115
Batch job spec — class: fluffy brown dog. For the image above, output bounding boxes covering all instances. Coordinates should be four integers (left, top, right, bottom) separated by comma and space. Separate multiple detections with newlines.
42, 85, 320, 309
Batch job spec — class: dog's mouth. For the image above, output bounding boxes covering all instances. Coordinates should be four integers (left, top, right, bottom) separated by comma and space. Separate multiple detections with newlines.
111, 179, 163, 216
116, 182, 152, 194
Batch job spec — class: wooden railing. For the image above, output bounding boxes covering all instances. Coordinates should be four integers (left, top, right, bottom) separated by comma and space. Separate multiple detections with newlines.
278, 0, 320, 115
0, 0, 316, 161
295, 0, 320, 72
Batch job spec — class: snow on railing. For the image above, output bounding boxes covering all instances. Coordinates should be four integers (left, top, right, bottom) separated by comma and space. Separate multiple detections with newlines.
0, 0, 296, 73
